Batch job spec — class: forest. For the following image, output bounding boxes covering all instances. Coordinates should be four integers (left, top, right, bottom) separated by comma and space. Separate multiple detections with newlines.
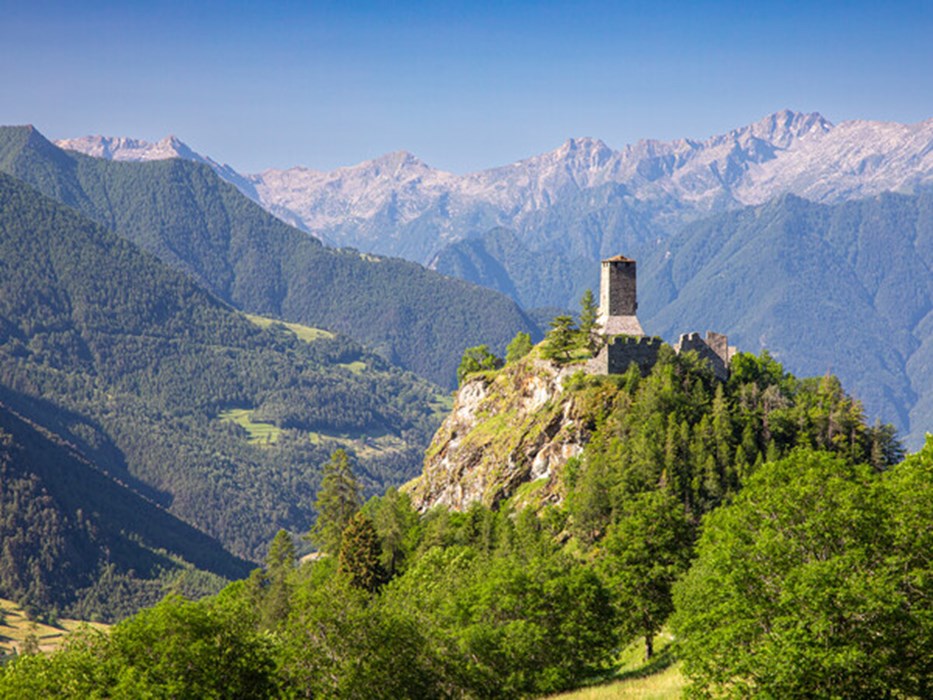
3, 342, 928, 698
0, 171, 453, 619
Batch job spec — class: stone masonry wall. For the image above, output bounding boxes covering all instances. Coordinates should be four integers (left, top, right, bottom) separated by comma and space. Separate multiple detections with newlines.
599, 259, 637, 317
587, 335, 663, 375
674, 331, 730, 381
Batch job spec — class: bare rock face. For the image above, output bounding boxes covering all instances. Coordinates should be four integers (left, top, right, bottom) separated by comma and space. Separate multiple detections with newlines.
405, 358, 592, 512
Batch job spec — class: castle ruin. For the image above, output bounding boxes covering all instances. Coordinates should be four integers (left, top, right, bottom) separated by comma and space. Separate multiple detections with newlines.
586, 255, 735, 380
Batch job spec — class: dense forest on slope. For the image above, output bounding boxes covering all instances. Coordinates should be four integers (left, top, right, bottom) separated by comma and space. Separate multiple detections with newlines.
0, 173, 447, 574
0, 402, 250, 622
429, 226, 598, 318
0, 125, 539, 387
3, 348, 924, 698
638, 191, 933, 448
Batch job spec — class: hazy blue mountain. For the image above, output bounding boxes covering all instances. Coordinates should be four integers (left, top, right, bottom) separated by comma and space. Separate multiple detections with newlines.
0, 126, 539, 388
637, 192, 933, 448
59, 111, 933, 312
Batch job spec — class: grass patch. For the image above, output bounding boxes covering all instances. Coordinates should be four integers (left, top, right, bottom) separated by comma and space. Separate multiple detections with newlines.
306, 429, 408, 458
338, 360, 367, 374
430, 393, 455, 415
221, 407, 408, 456
245, 313, 334, 343
0, 598, 108, 656
218, 408, 282, 445
544, 630, 686, 700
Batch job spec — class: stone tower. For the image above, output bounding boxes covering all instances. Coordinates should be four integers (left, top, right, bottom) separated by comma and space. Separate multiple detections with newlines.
598, 254, 644, 336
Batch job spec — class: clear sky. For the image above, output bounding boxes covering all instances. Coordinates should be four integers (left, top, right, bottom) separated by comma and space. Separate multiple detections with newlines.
2, 0, 931, 174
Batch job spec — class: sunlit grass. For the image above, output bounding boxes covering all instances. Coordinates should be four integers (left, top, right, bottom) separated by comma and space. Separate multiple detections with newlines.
245, 313, 334, 343
545, 630, 686, 699
0, 598, 108, 656
218, 408, 282, 445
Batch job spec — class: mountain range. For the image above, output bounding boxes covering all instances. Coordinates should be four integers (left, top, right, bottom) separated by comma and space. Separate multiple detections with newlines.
59, 110, 933, 280
56, 111, 933, 447
4, 127, 537, 388
2, 109, 931, 622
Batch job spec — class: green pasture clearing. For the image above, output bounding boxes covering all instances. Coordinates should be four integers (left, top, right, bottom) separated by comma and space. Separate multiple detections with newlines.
0, 598, 108, 656
245, 313, 334, 343
218, 408, 282, 445
307, 429, 407, 458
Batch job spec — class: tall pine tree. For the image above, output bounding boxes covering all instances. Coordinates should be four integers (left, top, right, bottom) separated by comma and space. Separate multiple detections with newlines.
308, 449, 361, 555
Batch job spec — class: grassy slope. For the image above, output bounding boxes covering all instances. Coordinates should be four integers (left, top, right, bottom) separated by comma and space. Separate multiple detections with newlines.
0, 599, 108, 656
545, 632, 686, 700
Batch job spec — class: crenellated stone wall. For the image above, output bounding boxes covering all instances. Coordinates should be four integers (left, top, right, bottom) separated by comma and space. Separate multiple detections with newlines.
673, 331, 736, 381
587, 335, 663, 375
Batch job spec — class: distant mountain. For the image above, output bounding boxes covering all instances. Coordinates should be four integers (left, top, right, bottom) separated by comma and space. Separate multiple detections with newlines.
637, 191, 933, 448
0, 171, 448, 573
4, 126, 538, 388
50, 116, 933, 444
55, 133, 264, 205
59, 110, 933, 310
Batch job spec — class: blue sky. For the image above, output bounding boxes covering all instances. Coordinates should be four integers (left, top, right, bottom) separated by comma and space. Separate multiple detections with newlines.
2, 0, 931, 173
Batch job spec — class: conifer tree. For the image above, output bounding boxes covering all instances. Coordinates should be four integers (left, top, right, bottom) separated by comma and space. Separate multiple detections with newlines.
308, 449, 361, 555
259, 529, 295, 628
505, 331, 533, 364
579, 289, 601, 352
542, 315, 577, 360
338, 512, 386, 592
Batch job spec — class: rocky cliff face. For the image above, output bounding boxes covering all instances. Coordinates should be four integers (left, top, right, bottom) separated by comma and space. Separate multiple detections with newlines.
406, 357, 594, 511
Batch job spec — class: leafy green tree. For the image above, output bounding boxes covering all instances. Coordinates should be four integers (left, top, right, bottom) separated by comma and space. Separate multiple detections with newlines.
338, 513, 387, 592
542, 315, 578, 360
457, 344, 504, 385
0, 595, 278, 698
883, 436, 933, 697
384, 547, 617, 697
505, 331, 534, 364
280, 576, 435, 699
599, 490, 693, 660
672, 449, 913, 698
308, 449, 361, 555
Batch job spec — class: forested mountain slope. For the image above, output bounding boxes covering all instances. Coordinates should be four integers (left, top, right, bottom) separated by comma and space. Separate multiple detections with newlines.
637, 191, 933, 447
0, 172, 446, 570
0, 400, 251, 622
0, 126, 538, 388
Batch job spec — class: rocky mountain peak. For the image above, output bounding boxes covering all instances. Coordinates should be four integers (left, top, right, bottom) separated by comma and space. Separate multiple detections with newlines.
745, 109, 833, 148
55, 134, 201, 162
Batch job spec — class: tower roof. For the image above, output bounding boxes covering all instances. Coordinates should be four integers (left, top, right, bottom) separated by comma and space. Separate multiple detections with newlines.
602, 254, 635, 263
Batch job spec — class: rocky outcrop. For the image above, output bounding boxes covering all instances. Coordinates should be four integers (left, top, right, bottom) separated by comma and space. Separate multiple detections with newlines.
405, 357, 594, 512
